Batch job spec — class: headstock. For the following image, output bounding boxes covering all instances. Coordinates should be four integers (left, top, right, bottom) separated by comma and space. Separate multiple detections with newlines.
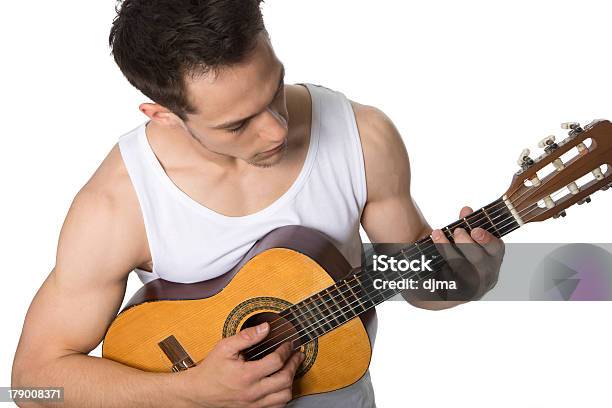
503, 120, 612, 224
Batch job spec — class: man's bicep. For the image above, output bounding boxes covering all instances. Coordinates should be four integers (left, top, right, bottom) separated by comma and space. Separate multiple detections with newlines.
18, 267, 127, 360
352, 101, 430, 243
362, 191, 430, 244
15, 187, 138, 368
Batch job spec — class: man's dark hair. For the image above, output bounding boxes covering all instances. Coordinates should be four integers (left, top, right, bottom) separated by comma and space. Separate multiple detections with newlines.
109, 0, 266, 120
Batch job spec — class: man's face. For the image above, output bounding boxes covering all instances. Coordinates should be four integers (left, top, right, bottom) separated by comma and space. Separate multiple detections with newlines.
180, 33, 289, 169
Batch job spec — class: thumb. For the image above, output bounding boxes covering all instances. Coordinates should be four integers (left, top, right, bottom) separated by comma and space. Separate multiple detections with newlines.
222, 322, 270, 357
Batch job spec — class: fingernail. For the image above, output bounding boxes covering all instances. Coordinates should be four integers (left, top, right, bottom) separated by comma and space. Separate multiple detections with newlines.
473, 228, 485, 240
432, 230, 443, 241
256, 322, 269, 334
299, 352, 306, 362
454, 228, 465, 236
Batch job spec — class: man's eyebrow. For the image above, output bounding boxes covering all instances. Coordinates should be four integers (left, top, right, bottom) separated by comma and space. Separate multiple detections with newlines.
212, 64, 285, 130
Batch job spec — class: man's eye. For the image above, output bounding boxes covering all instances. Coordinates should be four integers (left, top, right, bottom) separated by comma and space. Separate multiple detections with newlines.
228, 122, 246, 134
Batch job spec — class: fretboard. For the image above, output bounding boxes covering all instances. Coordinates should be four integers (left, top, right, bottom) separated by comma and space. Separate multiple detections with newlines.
279, 197, 519, 346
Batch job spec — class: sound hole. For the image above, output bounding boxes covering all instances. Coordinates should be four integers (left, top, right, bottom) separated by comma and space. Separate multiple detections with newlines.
223, 297, 318, 377
240, 312, 299, 360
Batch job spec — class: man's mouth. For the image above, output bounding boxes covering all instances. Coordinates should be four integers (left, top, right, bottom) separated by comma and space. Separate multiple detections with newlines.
261, 140, 286, 155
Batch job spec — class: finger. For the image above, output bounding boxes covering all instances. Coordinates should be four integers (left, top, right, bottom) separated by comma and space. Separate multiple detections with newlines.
259, 352, 304, 394
246, 342, 294, 378
252, 388, 293, 408
221, 323, 270, 357
452, 228, 486, 266
459, 206, 474, 218
471, 228, 505, 257
277, 351, 304, 377
431, 229, 463, 265
431, 229, 450, 244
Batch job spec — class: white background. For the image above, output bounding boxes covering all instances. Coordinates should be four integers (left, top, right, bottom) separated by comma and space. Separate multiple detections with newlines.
1, 0, 611, 407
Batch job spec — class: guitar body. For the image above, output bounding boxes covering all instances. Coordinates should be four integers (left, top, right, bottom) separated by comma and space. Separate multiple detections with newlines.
102, 226, 373, 399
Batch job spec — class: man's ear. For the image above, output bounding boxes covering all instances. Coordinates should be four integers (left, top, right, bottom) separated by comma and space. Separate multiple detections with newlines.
139, 103, 184, 127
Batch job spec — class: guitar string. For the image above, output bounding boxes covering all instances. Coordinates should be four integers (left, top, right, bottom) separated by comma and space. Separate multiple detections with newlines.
247, 176, 591, 360
244, 193, 556, 359
244, 146, 604, 357
243, 186, 573, 359
242, 184, 540, 353
242, 183, 565, 358
245, 223, 519, 361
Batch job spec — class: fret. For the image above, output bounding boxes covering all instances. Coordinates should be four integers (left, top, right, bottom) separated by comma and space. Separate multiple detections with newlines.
353, 275, 376, 308
466, 209, 487, 229
346, 278, 366, 313
301, 302, 324, 338
334, 283, 352, 322
497, 217, 519, 237
419, 238, 441, 264
481, 206, 502, 237
308, 296, 325, 337
336, 281, 357, 320
492, 199, 519, 237
360, 272, 385, 304
411, 243, 424, 280
289, 306, 315, 343
312, 293, 333, 332
444, 226, 454, 241
486, 199, 507, 218
374, 260, 394, 283
321, 287, 344, 326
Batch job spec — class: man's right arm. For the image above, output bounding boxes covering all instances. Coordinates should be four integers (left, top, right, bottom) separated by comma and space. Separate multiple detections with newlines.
10, 180, 196, 407
11, 154, 303, 407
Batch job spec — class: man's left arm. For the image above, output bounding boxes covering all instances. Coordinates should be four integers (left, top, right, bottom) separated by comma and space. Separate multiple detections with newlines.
351, 101, 504, 310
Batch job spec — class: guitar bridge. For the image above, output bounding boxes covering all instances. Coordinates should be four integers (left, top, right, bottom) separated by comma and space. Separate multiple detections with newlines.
158, 335, 196, 372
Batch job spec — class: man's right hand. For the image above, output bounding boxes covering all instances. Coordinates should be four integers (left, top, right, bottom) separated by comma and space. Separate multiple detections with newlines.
181, 322, 305, 408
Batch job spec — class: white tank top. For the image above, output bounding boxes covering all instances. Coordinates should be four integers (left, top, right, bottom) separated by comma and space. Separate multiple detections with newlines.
118, 83, 377, 407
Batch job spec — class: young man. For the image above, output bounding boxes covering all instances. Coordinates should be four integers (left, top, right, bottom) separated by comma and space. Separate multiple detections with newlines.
12, 0, 504, 406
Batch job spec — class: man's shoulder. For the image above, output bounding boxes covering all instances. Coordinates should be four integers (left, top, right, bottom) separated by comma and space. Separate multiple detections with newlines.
80, 143, 134, 206
61, 143, 147, 270
349, 100, 408, 168
71, 143, 143, 237
348, 99, 411, 205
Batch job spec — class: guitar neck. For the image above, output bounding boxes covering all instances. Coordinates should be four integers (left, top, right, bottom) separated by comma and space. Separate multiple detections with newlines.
279, 197, 520, 346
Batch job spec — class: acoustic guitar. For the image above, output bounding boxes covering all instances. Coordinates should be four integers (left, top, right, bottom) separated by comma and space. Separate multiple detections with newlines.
102, 120, 612, 399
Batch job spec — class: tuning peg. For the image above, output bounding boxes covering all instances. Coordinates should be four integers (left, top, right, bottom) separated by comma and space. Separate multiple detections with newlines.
538, 135, 558, 152
553, 210, 567, 219
561, 122, 582, 130
561, 122, 584, 135
592, 167, 605, 181
577, 196, 591, 205
601, 183, 612, 191
544, 195, 555, 209
517, 149, 534, 169
553, 158, 565, 171
567, 182, 579, 195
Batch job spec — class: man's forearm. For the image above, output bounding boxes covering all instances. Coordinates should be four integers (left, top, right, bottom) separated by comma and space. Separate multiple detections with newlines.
12, 353, 194, 408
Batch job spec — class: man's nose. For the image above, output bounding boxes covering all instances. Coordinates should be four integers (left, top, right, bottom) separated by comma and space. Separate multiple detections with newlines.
266, 106, 288, 129
260, 107, 288, 142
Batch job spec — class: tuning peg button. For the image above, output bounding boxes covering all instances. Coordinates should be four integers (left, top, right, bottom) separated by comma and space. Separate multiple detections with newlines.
538, 135, 558, 151
553, 210, 567, 219
561, 122, 581, 130
561, 122, 584, 135
517, 149, 534, 169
